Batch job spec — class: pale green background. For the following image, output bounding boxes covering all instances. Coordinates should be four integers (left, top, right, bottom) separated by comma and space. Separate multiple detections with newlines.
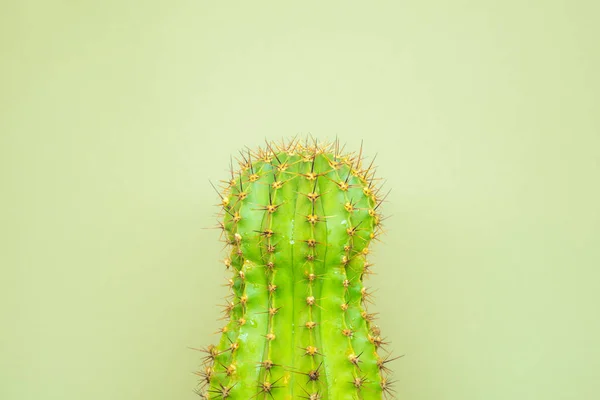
1, 1, 599, 399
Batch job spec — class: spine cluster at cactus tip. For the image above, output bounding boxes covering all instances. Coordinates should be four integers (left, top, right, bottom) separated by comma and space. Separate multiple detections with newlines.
195, 137, 398, 399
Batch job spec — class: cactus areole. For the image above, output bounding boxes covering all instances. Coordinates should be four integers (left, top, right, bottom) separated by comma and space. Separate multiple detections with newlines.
196, 138, 395, 399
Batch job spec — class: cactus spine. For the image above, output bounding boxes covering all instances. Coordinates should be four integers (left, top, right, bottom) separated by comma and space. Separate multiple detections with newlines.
196, 138, 396, 399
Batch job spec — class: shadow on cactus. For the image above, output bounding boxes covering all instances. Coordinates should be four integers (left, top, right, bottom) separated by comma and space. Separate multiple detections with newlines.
194, 137, 400, 399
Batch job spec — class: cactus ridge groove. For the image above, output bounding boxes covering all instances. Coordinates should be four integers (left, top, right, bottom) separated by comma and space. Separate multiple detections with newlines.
194, 137, 398, 399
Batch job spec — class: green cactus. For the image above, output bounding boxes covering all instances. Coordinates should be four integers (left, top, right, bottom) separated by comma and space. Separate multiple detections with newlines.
195, 138, 397, 399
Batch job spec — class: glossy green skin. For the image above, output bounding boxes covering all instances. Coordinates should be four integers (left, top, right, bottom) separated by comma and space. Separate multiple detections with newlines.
201, 147, 386, 399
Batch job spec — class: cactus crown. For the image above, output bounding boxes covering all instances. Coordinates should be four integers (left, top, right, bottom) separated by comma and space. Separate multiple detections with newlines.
196, 137, 395, 399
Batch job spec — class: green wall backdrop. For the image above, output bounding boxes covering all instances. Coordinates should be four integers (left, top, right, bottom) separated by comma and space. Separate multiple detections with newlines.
2, 1, 599, 399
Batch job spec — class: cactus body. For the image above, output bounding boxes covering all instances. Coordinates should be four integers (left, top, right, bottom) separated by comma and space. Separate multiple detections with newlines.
196, 138, 394, 399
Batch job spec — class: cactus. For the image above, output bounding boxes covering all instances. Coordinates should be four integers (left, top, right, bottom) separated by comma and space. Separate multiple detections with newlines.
195, 137, 397, 399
